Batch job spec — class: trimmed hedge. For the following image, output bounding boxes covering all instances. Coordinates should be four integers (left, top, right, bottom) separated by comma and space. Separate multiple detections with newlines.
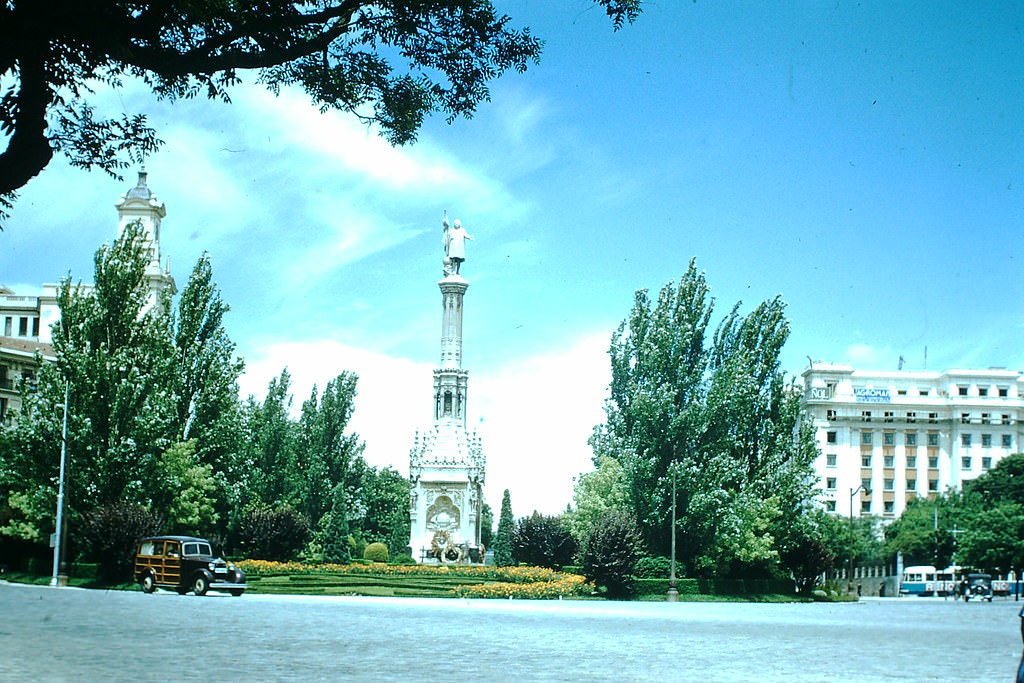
634, 577, 794, 597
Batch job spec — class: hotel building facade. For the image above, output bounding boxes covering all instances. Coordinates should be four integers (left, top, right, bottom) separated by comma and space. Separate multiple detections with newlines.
802, 364, 1024, 519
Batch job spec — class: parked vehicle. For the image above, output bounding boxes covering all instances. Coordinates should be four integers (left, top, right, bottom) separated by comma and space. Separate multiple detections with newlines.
964, 573, 993, 602
134, 536, 246, 596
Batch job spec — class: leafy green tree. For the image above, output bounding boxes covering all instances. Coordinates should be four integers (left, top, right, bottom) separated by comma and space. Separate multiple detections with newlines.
153, 440, 219, 535
245, 370, 297, 508
510, 512, 577, 570
581, 510, 643, 598
355, 465, 411, 554
169, 253, 246, 524
492, 489, 514, 567
883, 495, 960, 568
0, 0, 640, 220
593, 260, 818, 577
775, 507, 841, 594
957, 502, 1024, 575
293, 373, 365, 526
964, 454, 1024, 505
564, 455, 631, 545
50, 221, 176, 510
480, 503, 494, 549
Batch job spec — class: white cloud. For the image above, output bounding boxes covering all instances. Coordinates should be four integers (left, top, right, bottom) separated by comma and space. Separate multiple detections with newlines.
472, 331, 610, 517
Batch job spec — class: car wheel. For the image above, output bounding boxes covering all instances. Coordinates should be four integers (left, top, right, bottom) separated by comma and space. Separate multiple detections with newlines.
140, 574, 156, 593
229, 589, 243, 597
192, 574, 209, 596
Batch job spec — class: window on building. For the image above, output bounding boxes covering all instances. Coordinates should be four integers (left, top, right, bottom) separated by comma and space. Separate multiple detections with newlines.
981, 413, 991, 424
862, 411, 872, 422
929, 456, 939, 468
907, 412, 917, 423
979, 387, 988, 397
999, 387, 1009, 398
826, 454, 837, 467
906, 433, 917, 447
929, 479, 939, 492
826, 430, 837, 444
884, 501, 894, 514
825, 501, 836, 512
961, 456, 972, 469
883, 432, 895, 446
862, 477, 872, 491
961, 434, 972, 447
18, 317, 27, 336
1003, 435, 1013, 448
861, 431, 873, 446
31, 317, 39, 337
961, 413, 971, 424
897, 389, 907, 396
928, 412, 939, 423
982, 457, 992, 469
1002, 414, 1012, 425
884, 478, 894, 491
982, 434, 992, 448
918, 387, 930, 397
907, 455, 917, 468
861, 455, 871, 467
907, 478, 917, 491
958, 386, 968, 396
927, 433, 939, 447
884, 411, 894, 422
884, 455, 894, 467
3, 317, 10, 336
861, 500, 871, 513
826, 478, 837, 490
826, 409, 837, 420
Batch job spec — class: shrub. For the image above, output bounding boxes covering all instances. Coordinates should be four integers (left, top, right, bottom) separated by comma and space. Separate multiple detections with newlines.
633, 555, 672, 579
235, 504, 310, 561
510, 512, 577, 570
390, 553, 416, 565
581, 510, 643, 598
364, 542, 389, 563
78, 503, 164, 583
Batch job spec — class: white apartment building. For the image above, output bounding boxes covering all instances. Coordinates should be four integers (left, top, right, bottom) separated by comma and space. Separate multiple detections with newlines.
802, 364, 1024, 519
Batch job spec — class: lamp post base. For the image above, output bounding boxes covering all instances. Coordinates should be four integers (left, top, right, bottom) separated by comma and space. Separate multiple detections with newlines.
667, 587, 679, 602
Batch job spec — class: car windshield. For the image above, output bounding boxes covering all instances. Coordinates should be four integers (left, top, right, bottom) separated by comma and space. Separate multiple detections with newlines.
183, 542, 212, 556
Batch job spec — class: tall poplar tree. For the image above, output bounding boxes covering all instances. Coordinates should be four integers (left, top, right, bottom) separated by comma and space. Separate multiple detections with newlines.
592, 260, 818, 577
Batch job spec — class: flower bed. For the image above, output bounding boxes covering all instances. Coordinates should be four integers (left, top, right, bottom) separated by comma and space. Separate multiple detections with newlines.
236, 560, 591, 598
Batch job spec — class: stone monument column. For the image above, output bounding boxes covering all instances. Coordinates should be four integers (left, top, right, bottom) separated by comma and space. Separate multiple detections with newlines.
408, 215, 486, 563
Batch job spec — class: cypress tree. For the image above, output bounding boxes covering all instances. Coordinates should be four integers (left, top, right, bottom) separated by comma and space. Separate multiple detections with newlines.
492, 489, 515, 567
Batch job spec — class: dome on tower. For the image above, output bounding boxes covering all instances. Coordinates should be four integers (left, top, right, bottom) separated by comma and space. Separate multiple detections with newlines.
125, 170, 154, 200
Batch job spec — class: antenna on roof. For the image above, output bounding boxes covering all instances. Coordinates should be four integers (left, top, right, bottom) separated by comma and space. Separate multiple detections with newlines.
898, 355, 905, 371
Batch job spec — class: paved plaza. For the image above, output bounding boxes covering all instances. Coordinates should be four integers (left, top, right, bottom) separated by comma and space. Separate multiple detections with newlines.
1, 582, 1019, 681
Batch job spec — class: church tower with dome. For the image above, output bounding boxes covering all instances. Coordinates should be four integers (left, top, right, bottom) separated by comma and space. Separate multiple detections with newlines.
407, 215, 486, 563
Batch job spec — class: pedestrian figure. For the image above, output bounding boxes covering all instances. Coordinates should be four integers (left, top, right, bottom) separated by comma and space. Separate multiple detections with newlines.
857, 583, 862, 597
1017, 605, 1024, 683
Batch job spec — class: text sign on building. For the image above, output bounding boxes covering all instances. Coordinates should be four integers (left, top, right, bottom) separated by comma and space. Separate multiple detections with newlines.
854, 387, 891, 403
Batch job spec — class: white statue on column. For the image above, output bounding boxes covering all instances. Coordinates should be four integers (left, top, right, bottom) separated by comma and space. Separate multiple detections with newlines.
442, 213, 473, 275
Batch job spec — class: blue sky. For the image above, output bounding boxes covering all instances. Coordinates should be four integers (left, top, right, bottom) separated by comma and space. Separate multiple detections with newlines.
2, 1, 1022, 517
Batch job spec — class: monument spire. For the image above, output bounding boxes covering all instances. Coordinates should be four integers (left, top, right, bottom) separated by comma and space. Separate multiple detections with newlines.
408, 214, 486, 563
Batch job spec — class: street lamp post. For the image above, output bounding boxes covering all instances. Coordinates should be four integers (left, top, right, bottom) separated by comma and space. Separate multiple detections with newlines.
50, 381, 69, 587
667, 466, 679, 602
848, 484, 866, 595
